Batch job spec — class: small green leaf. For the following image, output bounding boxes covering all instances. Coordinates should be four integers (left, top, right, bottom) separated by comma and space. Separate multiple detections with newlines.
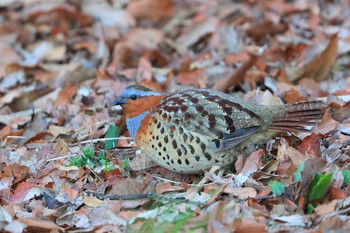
293, 161, 305, 182
82, 145, 95, 157
342, 170, 350, 186
269, 180, 285, 195
308, 172, 333, 202
69, 155, 84, 166
104, 162, 114, 172
122, 157, 130, 169
307, 203, 315, 214
105, 123, 119, 150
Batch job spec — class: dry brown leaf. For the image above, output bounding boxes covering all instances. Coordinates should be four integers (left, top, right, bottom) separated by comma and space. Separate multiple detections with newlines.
129, 152, 157, 171
240, 149, 263, 176
213, 55, 258, 92
293, 34, 338, 82
155, 183, 185, 194
285, 146, 308, 167
127, 0, 173, 23
284, 88, 306, 103
83, 195, 103, 207
298, 133, 321, 157
313, 109, 338, 134
314, 199, 337, 216
125, 28, 164, 51
223, 187, 257, 198
176, 68, 208, 88
54, 83, 77, 107
176, 17, 218, 52
108, 177, 147, 196
18, 218, 64, 232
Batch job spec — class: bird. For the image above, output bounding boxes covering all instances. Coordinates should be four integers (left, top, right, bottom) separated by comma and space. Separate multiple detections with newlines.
113, 85, 326, 174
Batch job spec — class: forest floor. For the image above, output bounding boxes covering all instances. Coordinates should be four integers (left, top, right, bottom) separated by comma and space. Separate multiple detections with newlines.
1, 0, 350, 232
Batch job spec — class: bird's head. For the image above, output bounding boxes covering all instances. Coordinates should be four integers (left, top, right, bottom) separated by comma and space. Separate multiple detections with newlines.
113, 85, 164, 117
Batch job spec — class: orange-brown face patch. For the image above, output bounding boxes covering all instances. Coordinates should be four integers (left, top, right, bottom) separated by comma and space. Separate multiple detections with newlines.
122, 96, 165, 118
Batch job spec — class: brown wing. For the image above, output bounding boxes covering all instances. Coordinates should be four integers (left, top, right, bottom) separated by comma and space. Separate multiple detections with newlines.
153, 89, 262, 152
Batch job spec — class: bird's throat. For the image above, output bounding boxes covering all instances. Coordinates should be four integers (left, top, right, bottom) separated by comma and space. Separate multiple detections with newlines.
126, 111, 150, 140
122, 95, 165, 140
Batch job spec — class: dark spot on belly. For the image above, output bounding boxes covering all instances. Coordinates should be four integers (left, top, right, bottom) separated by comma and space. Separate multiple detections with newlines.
195, 156, 200, 161
164, 135, 169, 143
183, 134, 188, 142
177, 148, 182, 156
195, 105, 204, 113
179, 127, 184, 134
228, 125, 236, 133
224, 116, 234, 126
200, 143, 206, 152
213, 139, 220, 148
223, 107, 232, 115
185, 159, 190, 165
188, 145, 195, 154
172, 140, 177, 149
177, 159, 182, 164
204, 153, 212, 161
169, 126, 176, 132
201, 110, 208, 117
180, 145, 187, 155
209, 121, 216, 128
195, 137, 200, 143
191, 98, 199, 103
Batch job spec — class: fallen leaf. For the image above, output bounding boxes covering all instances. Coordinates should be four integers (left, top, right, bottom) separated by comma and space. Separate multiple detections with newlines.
54, 83, 77, 107
298, 133, 321, 157
292, 34, 338, 82
313, 109, 338, 134
314, 199, 337, 216
176, 68, 208, 88
155, 183, 185, 194
83, 195, 102, 207
127, 0, 173, 23
240, 149, 263, 176
223, 187, 257, 198
285, 146, 308, 167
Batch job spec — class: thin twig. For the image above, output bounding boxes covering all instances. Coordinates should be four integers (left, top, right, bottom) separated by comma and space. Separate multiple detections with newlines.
86, 191, 154, 200
85, 191, 203, 206
313, 207, 350, 225
6, 136, 27, 139
151, 174, 214, 187
47, 155, 75, 161
69, 137, 132, 146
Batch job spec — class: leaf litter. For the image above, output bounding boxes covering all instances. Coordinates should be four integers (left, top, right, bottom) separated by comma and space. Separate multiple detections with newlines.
1, 0, 350, 232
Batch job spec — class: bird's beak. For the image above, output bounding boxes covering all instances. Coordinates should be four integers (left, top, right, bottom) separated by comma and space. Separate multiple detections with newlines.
113, 97, 127, 106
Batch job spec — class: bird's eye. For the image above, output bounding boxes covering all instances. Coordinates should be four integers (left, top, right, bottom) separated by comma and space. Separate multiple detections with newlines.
130, 95, 137, 100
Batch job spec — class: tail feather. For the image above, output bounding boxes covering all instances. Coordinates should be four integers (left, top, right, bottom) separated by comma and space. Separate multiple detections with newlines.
269, 100, 327, 133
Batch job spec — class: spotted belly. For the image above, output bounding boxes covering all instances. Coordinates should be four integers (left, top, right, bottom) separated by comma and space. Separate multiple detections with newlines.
135, 116, 237, 173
